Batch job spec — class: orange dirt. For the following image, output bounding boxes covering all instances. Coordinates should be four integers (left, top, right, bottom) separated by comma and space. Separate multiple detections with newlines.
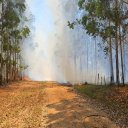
0, 81, 120, 128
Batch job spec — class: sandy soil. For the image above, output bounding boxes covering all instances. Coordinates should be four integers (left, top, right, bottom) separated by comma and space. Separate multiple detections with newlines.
0, 81, 120, 128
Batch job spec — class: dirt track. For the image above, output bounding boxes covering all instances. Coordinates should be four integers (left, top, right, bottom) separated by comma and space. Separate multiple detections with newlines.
0, 81, 120, 128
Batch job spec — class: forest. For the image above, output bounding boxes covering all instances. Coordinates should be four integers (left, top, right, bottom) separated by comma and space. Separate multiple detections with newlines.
68, 0, 128, 86
0, 0, 30, 85
0, 0, 128, 128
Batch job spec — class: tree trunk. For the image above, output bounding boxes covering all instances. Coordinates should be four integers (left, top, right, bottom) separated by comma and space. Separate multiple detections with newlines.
108, 20, 114, 84
119, 25, 125, 86
109, 36, 114, 84
0, 1, 4, 85
115, 0, 120, 85
115, 26, 119, 85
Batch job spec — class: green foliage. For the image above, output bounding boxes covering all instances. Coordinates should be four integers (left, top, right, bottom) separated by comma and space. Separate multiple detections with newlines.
69, 0, 128, 37
78, 0, 85, 9
68, 0, 128, 56
21, 27, 30, 38
0, 0, 31, 84
19, 64, 28, 70
78, 0, 112, 38
81, 15, 87, 26
16, 3, 26, 13
67, 21, 75, 29
75, 85, 110, 100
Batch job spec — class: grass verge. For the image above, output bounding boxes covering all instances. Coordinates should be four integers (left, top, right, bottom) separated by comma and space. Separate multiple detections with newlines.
75, 85, 110, 101
75, 85, 128, 127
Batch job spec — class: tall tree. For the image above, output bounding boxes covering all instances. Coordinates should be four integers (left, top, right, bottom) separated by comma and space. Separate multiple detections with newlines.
0, 0, 30, 85
68, 0, 128, 85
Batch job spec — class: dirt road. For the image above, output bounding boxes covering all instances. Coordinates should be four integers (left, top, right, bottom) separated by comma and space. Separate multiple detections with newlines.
0, 81, 119, 128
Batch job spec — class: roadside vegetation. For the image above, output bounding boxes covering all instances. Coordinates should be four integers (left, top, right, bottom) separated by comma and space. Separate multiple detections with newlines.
75, 84, 128, 127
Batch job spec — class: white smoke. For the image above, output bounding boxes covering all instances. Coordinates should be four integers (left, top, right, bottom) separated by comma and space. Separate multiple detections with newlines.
23, 0, 110, 84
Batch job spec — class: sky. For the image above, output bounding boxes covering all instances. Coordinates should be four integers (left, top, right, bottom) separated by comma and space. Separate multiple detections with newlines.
27, 0, 54, 32
23, 0, 111, 84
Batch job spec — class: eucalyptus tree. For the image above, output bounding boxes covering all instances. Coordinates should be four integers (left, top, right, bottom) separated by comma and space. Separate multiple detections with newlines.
0, 0, 30, 85
68, 0, 115, 84
68, 0, 128, 85
0, 0, 6, 84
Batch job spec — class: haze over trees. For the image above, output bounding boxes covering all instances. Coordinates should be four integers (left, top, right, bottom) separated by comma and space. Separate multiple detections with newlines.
68, 0, 128, 86
0, 1, 127, 127
0, 0, 30, 85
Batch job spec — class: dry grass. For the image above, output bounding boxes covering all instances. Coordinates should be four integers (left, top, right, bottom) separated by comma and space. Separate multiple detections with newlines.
0, 81, 47, 128
0, 81, 120, 128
